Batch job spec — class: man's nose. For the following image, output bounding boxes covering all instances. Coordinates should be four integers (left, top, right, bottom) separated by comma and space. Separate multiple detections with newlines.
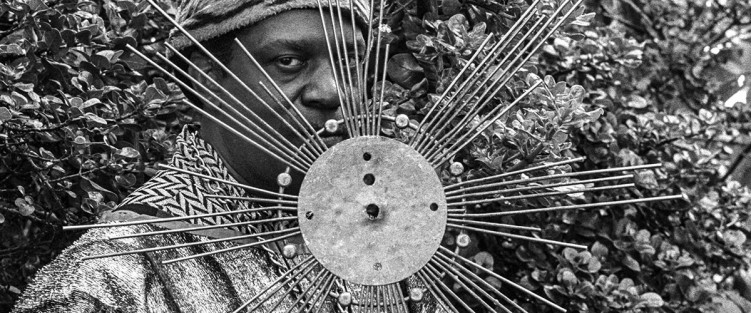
300, 62, 342, 111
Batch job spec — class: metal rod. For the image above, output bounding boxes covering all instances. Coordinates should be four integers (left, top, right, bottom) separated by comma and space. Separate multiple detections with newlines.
83, 227, 299, 261
231, 256, 318, 313
349, 0, 366, 137
204, 194, 298, 206
446, 173, 632, 201
371, 0, 386, 135
162, 230, 301, 264
375, 44, 390, 136
315, 0, 354, 138
281, 270, 330, 313
445, 218, 541, 232
444, 157, 585, 191
125, 45, 307, 173
64, 205, 296, 231
140, 1, 316, 170
448, 183, 636, 206
233, 40, 328, 154
311, 274, 338, 313
163, 43, 315, 167
107, 216, 298, 240
439, 246, 567, 312
424, 263, 477, 313
433, 253, 527, 313
445, 163, 662, 196
415, 269, 459, 313
408, 34, 494, 146
428, 80, 543, 165
450, 194, 684, 218
430, 258, 513, 313
327, 0, 358, 137
336, 0, 362, 136
447, 223, 587, 249
415, 10, 544, 155
412, 0, 541, 150
158, 164, 298, 199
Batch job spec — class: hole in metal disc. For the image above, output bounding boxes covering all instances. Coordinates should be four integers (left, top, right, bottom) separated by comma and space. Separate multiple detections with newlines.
430, 203, 438, 211
306, 211, 314, 219
363, 173, 375, 185
363, 152, 372, 161
366, 204, 380, 219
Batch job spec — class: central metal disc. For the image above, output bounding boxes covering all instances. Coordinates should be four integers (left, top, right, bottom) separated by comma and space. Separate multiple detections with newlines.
298, 136, 447, 285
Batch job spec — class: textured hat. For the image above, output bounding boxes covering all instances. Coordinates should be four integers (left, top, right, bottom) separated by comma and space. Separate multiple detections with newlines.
170, 0, 371, 49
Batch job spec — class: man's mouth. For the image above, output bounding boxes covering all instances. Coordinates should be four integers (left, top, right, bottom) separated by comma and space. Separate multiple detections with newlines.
318, 124, 349, 148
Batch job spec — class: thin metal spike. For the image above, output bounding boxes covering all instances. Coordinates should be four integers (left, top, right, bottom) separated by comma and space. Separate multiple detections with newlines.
387, 283, 406, 313
139, 1, 315, 170
362, 0, 376, 136
408, 34, 493, 146
445, 163, 663, 196
107, 216, 298, 240
427, 80, 543, 165
335, 0, 362, 136
231, 256, 316, 313
430, 258, 513, 313
383, 283, 396, 313
253, 81, 323, 158
448, 183, 636, 206
375, 43, 390, 136
204, 195, 298, 206
424, 263, 477, 313
439, 246, 567, 312
240, 260, 320, 313
447, 223, 587, 249
412, 0, 541, 149
444, 157, 585, 191
280, 270, 330, 313
349, 0, 366, 138
433, 253, 526, 313
375, 285, 382, 313
64, 205, 295, 231
422, 1, 585, 159
162, 44, 316, 167
315, 0, 354, 138
311, 275, 338, 313
124, 45, 307, 173
371, 0, 387, 135
232, 40, 328, 154
446, 173, 633, 201
83, 227, 299, 261
327, 0, 358, 137
445, 218, 541, 232
416, 269, 459, 313
417, 15, 547, 156
416, 19, 544, 155
158, 164, 298, 199
450, 194, 685, 218
426, 262, 489, 313
161, 230, 301, 265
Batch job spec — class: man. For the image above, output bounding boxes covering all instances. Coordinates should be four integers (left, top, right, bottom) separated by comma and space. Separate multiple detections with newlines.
10, 0, 415, 312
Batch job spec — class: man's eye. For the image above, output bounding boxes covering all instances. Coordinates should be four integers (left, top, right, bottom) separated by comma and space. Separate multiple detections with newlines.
275, 56, 305, 71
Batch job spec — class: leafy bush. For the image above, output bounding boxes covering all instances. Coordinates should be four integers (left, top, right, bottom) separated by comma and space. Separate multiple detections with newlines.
2, 0, 751, 312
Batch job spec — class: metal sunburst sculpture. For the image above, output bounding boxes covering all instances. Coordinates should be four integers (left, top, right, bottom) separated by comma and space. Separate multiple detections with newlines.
64, 0, 681, 312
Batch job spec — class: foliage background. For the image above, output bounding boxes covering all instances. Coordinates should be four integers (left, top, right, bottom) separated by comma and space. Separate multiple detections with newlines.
1, 0, 750, 312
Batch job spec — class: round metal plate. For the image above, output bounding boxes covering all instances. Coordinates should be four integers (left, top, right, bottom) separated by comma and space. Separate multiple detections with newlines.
298, 137, 447, 285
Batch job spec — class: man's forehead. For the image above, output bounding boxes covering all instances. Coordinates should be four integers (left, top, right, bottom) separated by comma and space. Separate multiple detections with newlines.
246, 10, 366, 48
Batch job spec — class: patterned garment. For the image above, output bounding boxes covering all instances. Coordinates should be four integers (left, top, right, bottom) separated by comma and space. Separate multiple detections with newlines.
12, 127, 441, 313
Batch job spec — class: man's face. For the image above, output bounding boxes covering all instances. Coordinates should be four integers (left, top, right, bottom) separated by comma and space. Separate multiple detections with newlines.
199, 9, 365, 191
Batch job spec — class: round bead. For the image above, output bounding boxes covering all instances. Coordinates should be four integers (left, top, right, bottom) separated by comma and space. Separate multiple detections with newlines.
456, 233, 470, 248
282, 243, 297, 259
449, 162, 464, 176
325, 119, 339, 134
409, 288, 424, 302
337, 292, 353, 306
277, 172, 292, 187
395, 114, 410, 129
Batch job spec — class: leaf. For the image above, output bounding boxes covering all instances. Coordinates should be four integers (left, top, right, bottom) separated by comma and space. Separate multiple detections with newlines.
118, 147, 140, 159
591, 241, 609, 258
14, 198, 35, 216
387, 53, 425, 88
637, 292, 664, 308
622, 254, 641, 272
0, 107, 12, 121
626, 95, 648, 108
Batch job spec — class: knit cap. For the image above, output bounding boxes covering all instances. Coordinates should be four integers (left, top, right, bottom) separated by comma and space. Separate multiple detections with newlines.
169, 0, 371, 49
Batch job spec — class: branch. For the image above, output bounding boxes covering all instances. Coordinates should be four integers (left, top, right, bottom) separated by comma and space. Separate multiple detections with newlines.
721, 143, 751, 181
